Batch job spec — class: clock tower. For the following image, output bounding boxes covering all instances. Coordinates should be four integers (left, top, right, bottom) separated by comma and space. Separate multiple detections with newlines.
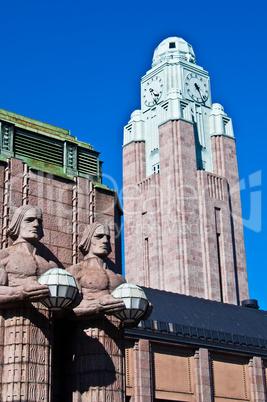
123, 38, 248, 305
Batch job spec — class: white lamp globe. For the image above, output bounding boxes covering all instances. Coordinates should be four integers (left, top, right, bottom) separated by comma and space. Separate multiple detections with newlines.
111, 283, 149, 324
38, 268, 78, 311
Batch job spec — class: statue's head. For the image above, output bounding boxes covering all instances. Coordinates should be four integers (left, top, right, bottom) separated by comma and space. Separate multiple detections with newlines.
79, 222, 111, 258
8, 205, 44, 243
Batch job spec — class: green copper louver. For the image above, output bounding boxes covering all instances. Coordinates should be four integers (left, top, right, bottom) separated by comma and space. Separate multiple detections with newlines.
77, 148, 98, 176
14, 129, 63, 166
0, 108, 102, 182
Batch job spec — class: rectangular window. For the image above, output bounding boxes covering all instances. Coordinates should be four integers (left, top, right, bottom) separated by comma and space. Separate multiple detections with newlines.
153, 163, 160, 174
144, 237, 150, 287
169, 42, 176, 48
215, 208, 224, 302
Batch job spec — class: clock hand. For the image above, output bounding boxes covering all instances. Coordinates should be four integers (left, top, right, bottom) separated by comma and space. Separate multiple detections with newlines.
149, 88, 159, 103
194, 83, 206, 102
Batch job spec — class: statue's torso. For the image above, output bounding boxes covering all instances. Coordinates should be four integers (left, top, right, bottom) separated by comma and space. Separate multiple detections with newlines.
69, 257, 124, 300
0, 241, 54, 286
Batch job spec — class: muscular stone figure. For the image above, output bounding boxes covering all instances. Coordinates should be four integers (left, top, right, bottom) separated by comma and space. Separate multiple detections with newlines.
67, 222, 126, 317
0, 205, 57, 401
0, 205, 54, 307
58, 223, 126, 400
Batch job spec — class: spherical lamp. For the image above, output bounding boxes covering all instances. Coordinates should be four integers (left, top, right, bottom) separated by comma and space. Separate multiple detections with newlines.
111, 283, 149, 324
38, 268, 78, 310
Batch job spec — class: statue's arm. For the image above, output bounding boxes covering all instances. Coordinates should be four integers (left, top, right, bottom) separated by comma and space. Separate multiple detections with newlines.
0, 260, 24, 307
0, 282, 25, 307
116, 274, 126, 284
0, 258, 8, 287
0, 281, 50, 308
69, 294, 125, 320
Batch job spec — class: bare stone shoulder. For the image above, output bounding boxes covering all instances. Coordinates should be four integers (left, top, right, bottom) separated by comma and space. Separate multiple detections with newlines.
0, 250, 10, 280
67, 262, 83, 277
0, 249, 10, 261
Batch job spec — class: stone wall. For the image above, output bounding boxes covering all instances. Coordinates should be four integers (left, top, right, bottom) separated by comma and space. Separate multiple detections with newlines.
0, 157, 122, 270
125, 340, 267, 402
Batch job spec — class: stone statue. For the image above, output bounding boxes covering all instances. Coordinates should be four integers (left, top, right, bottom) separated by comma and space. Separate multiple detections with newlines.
0, 205, 57, 401
56, 223, 127, 400
0, 205, 56, 307
67, 222, 126, 318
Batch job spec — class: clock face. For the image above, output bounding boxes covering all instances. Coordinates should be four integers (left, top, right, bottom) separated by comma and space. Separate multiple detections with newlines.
143, 76, 163, 107
185, 73, 209, 103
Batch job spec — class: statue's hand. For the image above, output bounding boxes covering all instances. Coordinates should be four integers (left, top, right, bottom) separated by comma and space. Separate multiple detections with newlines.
68, 294, 125, 319
98, 294, 126, 315
22, 281, 50, 301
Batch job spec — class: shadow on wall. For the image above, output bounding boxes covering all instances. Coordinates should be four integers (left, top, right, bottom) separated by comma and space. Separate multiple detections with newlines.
53, 315, 124, 401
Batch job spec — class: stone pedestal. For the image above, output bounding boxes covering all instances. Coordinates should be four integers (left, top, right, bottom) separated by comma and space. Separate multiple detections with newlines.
0, 303, 53, 401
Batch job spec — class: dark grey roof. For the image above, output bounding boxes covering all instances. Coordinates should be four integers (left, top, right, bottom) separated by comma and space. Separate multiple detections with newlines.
126, 288, 267, 356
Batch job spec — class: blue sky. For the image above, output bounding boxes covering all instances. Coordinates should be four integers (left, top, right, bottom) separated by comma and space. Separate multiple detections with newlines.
1, 0, 267, 309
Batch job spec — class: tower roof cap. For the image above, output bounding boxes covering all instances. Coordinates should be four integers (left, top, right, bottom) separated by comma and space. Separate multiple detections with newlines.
152, 37, 196, 67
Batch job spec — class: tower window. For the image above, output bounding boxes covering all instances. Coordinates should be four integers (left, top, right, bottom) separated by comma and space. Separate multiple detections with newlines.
152, 163, 160, 174
169, 42, 176, 48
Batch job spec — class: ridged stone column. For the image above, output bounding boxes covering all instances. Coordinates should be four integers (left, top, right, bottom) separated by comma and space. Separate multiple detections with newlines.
0, 303, 53, 401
